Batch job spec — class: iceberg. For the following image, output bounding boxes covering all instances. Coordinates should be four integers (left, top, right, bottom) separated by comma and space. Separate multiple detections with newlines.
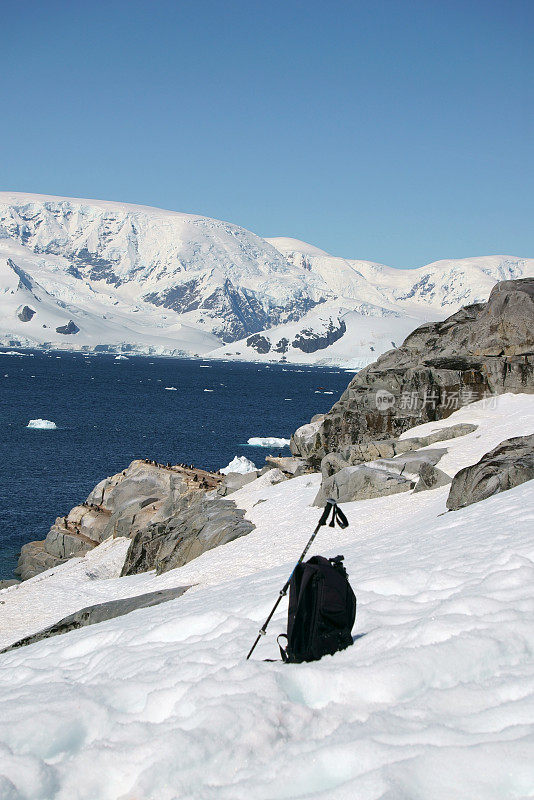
27, 419, 57, 430
220, 455, 257, 475
247, 437, 290, 448
164, 386, 177, 391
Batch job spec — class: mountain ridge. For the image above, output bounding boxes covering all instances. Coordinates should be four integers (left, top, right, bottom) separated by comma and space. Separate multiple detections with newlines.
1, 192, 532, 365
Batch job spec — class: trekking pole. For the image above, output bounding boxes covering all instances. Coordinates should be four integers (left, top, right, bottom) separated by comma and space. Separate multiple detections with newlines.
246, 499, 348, 660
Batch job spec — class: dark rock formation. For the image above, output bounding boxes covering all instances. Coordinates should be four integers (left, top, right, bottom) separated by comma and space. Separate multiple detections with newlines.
144, 278, 320, 343
414, 462, 452, 493
55, 320, 80, 335
1, 586, 189, 652
122, 492, 255, 576
273, 337, 289, 353
446, 434, 534, 511
292, 319, 346, 353
246, 333, 271, 354
8, 258, 33, 290
17, 305, 36, 322
292, 279, 534, 467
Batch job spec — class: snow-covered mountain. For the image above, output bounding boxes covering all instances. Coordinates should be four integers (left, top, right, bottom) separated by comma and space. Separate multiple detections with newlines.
1, 192, 532, 364
209, 303, 420, 368
0, 240, 220, 356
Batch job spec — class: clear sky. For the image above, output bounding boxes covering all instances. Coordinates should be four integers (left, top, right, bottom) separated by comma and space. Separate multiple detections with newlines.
1, 0, 532, 267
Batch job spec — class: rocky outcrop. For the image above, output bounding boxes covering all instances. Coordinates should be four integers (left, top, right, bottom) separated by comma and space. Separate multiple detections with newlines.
217, 471, 259, 496
264, 456, 312, 477
1, 586, 190, 652
317, 464, 415, 505
15, 460, 237, 580
17, 305, 35, 322
414, 462, 452, 493
292, 319, 346, 353
319, 424, 476, 479
246, 333, 271, 354
121, 492, 255, 576
55, 320, 80, 335
15, 541, 67, 582
315, 446, 451, 505
291, 279, 534, 467
446, 434, 534, 511
0, 579, 19, 590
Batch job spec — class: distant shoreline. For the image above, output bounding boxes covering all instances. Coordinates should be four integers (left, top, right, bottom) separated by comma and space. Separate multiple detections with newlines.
0, 346, 355, 370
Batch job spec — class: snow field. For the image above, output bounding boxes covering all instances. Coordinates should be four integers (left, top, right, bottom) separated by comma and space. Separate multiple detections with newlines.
0, 395, 533, 799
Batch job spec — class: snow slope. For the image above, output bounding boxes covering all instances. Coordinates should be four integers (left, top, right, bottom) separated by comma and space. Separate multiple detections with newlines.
1, 192, 532, 364
0, 240, 220, 356
209, 303, 420, 367
267, 237, 533, 316
1, 394, 533, 799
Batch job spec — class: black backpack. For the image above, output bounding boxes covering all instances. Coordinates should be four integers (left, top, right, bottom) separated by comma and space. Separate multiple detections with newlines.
278, 555, 356, 663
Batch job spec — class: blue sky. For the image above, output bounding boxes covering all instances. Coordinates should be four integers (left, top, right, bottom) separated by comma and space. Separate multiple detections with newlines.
1, 0, 532, 267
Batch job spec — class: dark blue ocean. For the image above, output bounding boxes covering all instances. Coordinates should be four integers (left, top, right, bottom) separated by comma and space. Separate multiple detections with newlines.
0, 351, 351, 579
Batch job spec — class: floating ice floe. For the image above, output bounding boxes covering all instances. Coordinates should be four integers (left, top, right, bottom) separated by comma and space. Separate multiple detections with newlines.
164, 386, 178, 391
247, 436, 290, 448
27, 419, 57, 430
204, 389, 214, 392
220, 455, 257, 474
114, 355, 129, 360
